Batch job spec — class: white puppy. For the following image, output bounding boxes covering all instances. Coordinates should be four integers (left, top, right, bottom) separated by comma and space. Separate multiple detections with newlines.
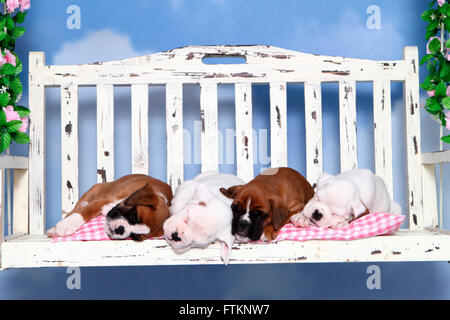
163, 171, 245, 265
290, 169, 401, 229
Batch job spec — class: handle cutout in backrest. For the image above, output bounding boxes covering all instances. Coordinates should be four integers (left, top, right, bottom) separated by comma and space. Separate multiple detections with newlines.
202, 54, 247, 65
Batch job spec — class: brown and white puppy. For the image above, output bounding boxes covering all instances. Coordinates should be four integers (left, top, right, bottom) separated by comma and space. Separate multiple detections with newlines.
47, 174, 172, 241
220, 167, 315, 242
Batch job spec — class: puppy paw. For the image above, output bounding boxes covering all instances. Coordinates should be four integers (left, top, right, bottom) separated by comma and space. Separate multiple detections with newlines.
290, 213, 310, 227
333, 220, 349, 229
52, 213, 84, 236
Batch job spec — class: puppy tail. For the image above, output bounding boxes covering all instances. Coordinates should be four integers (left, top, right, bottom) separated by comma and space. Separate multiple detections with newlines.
390, 201, 402, 215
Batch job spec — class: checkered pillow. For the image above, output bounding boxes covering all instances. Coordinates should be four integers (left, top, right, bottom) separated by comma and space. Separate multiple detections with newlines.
51, 212, 404, 243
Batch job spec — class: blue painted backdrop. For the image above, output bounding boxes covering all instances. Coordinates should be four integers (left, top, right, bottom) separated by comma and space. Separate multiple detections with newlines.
1, 0, 449, 299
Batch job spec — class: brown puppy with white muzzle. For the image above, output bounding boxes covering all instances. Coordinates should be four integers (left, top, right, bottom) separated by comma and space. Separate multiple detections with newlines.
220, 167, 314, 242
47, 174, 172, 241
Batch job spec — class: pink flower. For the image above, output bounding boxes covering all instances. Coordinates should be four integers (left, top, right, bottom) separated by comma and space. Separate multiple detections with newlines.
427, 90, 435, 97
446, 111, 450, 130
2, 106, 29, 133
427, 37, 441, 54
19, 0, 30, 11
3, 49, 16, 67
18, 115, 28, 132
3, 105, 20, 122
438, 0, 446, 7
6, 0, 20, 13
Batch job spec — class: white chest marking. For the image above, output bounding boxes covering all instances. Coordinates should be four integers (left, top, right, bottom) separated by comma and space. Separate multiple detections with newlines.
100, 198, 125, 216
242, 198, 252, 222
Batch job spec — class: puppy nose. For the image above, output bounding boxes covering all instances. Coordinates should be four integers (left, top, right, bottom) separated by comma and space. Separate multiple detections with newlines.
312, 209, 323, 221
114, 226, 125, 235
239, 219, 250, 228
171, 232, 182, 242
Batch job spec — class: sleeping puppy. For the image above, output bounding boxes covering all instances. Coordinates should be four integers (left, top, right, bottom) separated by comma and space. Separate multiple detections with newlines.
47, 174, 172, 241
163, 171, 245, 265
290, 169, 401, 229
220, 167, 315, 242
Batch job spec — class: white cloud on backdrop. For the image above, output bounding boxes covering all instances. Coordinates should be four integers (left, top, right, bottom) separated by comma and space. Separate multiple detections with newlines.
291, 8, 404, 59
52, 29, 153, 65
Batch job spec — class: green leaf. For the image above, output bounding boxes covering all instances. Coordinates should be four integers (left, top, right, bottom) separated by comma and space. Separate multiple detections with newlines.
0, 130, 12, 153
444, 17, 450, 32
13, 27, 25, 38
440, 62, 450, 77
14, 60, 22, 76
5, 120, 22, 133
5, 16, 14, 31
9, 77, 22, 95
13, 11, 27, 24
420, 54, 435, 65
441, 134, 450, 144
1, 63, 16, 75
435, 80, 447, 97
426, 29, 437, 40
429, 38, 442, 54
420, 80, 436, 91
421, 9, 437, 21
0, 92, 10, 108
442, 97, 450, 109
0, 31, 7, 42
426, 97, 442, 114
426, 20, 440, 31
14, 106, 29, 117
11, 131, 29, 144
0, 109, 6, 126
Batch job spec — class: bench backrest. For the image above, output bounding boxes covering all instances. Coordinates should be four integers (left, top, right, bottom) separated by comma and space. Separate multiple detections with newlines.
27, 45, 423, 235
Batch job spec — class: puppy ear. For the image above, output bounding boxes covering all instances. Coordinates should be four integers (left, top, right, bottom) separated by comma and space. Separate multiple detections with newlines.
270, 197, 290, 231
351, 199, 368, 218
219, 185, 242, 199
287, 200, 305, 215
220, 234, 235, 266
124, 184, 158, 209
316, 172, 334, 189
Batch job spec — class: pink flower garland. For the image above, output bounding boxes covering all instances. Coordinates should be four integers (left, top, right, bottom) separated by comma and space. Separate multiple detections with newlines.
6, 0, 29, 13
3, 105, 28, 132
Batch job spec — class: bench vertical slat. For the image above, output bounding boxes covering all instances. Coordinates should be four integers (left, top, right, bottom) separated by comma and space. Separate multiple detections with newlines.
339, 80, 358, 172
373, 80, 393, 198
270, 82, 288, 167
200, 82, 219, 172
422, 164, 438, 228
304, 82, 323, 185
403, 46, 423, 230
131, 84, 149, 175
61, 84, 79, 217
235, 83, 254, 182
166, 83, 184, 193
13, 169, 28, 234
96, 84, 114, 183
29, 52, 46, 235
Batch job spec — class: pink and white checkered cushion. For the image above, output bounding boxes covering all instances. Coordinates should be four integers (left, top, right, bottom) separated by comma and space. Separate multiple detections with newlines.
51, 212, 404, 243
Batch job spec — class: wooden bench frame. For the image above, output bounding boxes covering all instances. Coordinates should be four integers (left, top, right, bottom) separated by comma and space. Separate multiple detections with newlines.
0, 45, 449, 269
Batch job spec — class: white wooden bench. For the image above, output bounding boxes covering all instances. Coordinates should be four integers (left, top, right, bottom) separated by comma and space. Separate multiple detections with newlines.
0, 45, 449, 269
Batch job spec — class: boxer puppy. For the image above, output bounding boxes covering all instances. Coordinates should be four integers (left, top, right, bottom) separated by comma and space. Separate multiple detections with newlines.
163, 171, 245, 265
290, 169, 401, 229
47, 174, 172, 241
220, 167, 315, 242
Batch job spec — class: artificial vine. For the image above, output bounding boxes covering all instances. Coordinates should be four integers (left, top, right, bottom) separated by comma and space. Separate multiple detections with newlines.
0, 0, 30, 154
421, 0, 450, 143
